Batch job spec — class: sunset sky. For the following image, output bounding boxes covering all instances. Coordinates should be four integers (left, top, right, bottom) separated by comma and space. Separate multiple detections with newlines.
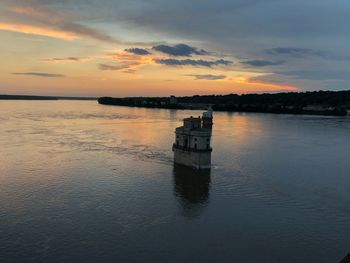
1, 0, 350, 97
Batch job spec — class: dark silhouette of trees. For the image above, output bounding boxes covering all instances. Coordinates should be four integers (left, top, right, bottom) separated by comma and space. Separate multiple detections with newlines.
98, 90, 350, 116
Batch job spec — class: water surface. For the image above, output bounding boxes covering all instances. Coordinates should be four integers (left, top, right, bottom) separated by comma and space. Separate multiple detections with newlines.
0, 100, 350, 262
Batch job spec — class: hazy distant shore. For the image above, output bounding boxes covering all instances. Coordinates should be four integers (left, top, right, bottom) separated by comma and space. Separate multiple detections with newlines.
0, 95, 96, 100
98, 90, 350, 116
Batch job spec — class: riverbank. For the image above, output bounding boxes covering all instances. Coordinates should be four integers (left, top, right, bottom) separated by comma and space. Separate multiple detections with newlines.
98, 90, 350, 116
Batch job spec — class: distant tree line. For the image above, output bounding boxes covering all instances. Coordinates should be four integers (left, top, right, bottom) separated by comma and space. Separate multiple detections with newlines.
178, 90, 350, 107
98, 90, 350, 116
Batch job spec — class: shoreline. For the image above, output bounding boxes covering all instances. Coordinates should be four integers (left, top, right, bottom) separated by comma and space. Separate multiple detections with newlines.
98, 96, 349, 117
98, 102, 348, 116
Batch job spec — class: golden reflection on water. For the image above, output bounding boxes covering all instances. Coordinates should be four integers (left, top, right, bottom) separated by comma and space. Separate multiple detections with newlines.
212, 111, 267, 153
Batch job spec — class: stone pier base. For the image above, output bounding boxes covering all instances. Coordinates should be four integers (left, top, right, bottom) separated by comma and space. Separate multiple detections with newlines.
173, 147, 211, 170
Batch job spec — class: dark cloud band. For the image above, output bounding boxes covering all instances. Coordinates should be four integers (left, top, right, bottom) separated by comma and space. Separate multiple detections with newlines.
188, 74, 226, 80
241, 60, 285, 67
152, 44, 207, 56
266, 48, 326, 58
156, 58, 232, 67
42, 57, 87, 62
125, 48, 150, 55
12, 72, 64, 77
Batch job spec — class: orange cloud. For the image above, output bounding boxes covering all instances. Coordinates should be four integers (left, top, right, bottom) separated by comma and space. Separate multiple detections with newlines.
100, 51, 157, 73
0, 22, 77, 40
235, 77, 299, 91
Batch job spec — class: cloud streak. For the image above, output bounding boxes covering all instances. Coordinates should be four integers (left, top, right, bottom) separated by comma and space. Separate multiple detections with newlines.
42, 57, 89, 62
0, 22, 77, 40
60, 22, 119, 43
12, 72, 65, 77
277, 70, 350, 80
267, 47, 350, 61
98, 63, 139, 73
187, 74, 226, 80
266, 48, 326, 58
8, 5, 62, 24
4, 4, 121, 43
156, 58, 232, 67
241, 60, 285, 67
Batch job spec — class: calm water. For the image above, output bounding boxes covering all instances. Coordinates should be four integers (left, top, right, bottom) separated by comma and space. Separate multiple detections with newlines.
0, 100, 350, 263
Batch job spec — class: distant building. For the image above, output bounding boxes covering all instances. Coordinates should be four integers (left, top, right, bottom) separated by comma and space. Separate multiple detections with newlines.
178, 103, 212, 110
169, 95, 177, 105
172, 107, 213, 169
